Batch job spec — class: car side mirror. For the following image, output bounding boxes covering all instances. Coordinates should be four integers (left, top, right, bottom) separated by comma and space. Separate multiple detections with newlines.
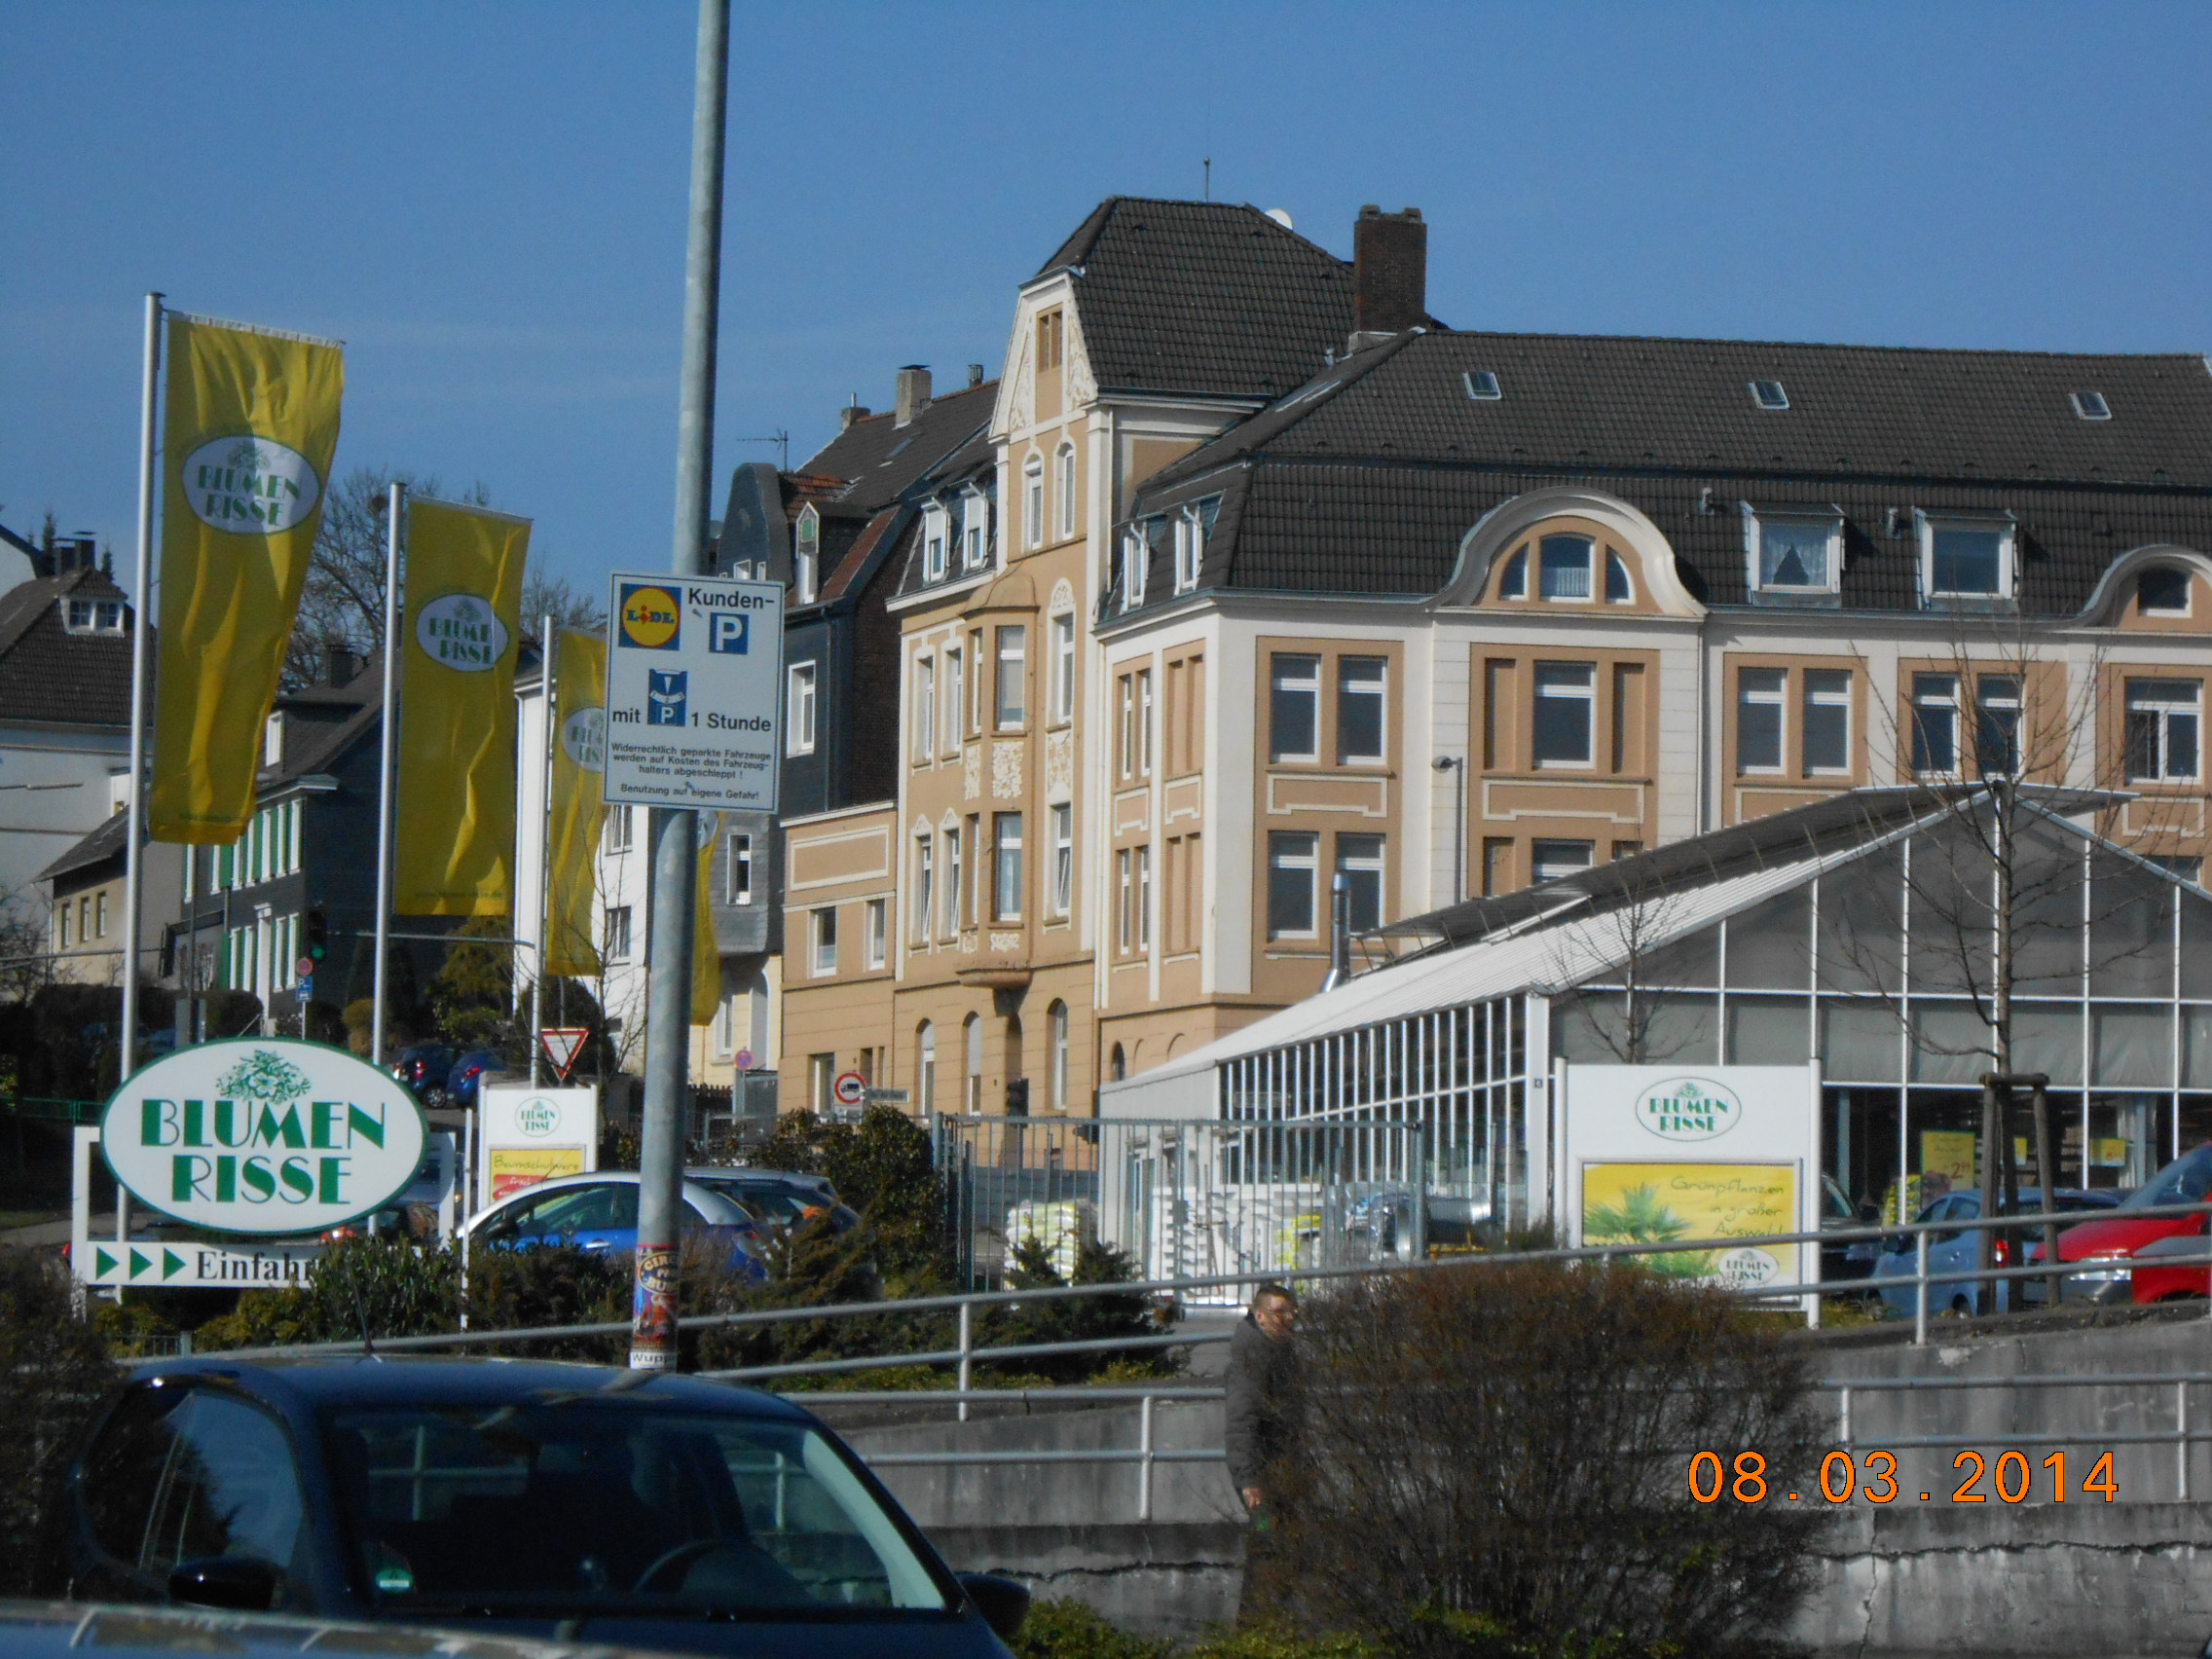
959, 1571, 1031, 1641
169, 1555, 279, 1612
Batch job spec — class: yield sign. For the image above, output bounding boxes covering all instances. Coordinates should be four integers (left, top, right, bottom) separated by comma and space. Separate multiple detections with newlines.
539, 1028, 589, 1081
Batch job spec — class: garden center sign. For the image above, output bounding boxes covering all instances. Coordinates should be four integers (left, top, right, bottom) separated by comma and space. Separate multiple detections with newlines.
97, 1039, 428, 1235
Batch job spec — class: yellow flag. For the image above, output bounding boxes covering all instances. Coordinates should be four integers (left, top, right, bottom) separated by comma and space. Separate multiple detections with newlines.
149, 313, 344, 841
544, 630, 607, 977
392, 498, 529, 915
692, 810, 723, 1025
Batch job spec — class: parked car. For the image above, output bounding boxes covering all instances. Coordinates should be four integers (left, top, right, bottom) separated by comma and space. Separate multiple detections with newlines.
2046, 1143, 2212, 1303
0, 1602, 674, 1658
687, 1169, 879, 1295
389, 1044, 460, 1103
463, 1170, 770, 1280
443, 1048, 503, 1109
62, 1356, 1029, 1656
1873, 1187, 2122, 1317
1821, 1175, 1883, 1289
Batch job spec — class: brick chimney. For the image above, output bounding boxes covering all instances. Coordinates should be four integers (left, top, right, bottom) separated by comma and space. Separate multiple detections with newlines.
967, 363, 984, 388
1352, 205, 1427, 339
895, 365, 932, 427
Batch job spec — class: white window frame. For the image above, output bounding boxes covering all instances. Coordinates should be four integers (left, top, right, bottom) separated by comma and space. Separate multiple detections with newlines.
1537, 534, 1596, 602
2126, 678, 2202, 783
1269, 653, 1321, 763
1051, 612, 1076, 725
1531, 838, 1597, 883
942, 825, 963, 940
1133, 843, 1151, 951
1056, 446, 1076, 539
1530, 662, 1597, 769
606, 904, 634, 961
1741, 505, 1843, 596
912, 655, 936, 760
1120, 525, 1149, 611
725, 832, 753, 905
606, 803, 634, 854
793, 504, 820, 604
865, 898, 887, 969
1050, 801, 1074, 917
1974, 672, 2023, 777
1335, 832, 1385, 933
1266, 830, 1320, 940
1173, 508, 1203, 594
993, 812, 1024, 922
1336, 656, 1387, 766
811, 906, 838, 977
1800, 668, 1853, 775
1736, 667, 1788, 775
1916, 510, 2016, 602
786, 662, 817, 756
1909, 673, 1962, 776
911, 833, 934, 944
922, 504, 948, 581
961, 487, 990, 571
994, 626, 1026, 730
942, 646, 965, 754
1024, 457, 1045, 549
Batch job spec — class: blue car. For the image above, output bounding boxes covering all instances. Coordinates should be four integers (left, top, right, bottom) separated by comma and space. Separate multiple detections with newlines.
444, 1048, 504, 1109
62, 1356, 1029, 1656
1872, 1187, 2121, 1317
463, 1171, 770, 1281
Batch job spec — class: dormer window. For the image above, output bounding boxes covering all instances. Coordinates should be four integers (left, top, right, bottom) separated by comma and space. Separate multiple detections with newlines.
921, 507, 947, 581
1120, 521, 1158, 612
1537, 535, 1594, 600
793, 505, 820, 604
960, 489, 990, 571
2071, 390, 2112, 421
1496, 548, 1528, 600
2140, 566, 2193, 614
64, 598, 125, 635
1916, 510, 2015, 603
1750, 380, 1789, 411
1742, 505, 1842, 595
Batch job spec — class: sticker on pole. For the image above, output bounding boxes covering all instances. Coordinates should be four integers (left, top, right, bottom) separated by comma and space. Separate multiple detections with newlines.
831, 1071, 866, 1109
96, 1038, 428, 1235
539, 1027, 588, 1081
603, 571, 782, 812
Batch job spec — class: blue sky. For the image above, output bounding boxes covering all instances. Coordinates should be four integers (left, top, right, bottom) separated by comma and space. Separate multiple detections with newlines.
5, 2, 2210, 596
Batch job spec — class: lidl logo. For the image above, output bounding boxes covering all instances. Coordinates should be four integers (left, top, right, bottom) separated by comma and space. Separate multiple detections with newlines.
618, 584, 682, 649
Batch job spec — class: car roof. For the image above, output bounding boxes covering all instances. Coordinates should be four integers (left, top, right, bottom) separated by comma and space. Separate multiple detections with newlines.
127, 1353, 809, 1418
0, 1602, 676, 1656
687, 1167, 834, 1189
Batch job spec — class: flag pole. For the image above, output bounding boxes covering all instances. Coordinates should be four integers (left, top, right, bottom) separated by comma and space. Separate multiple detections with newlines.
118, 292, 163, 1088
370, 483, 405, 1067
531, 612, 553, 1084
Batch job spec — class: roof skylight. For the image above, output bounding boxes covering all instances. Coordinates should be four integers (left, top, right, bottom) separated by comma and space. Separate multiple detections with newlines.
1750, 380, 1789, 411
1463, 370, 1501, 401
2071, 390, 2112, 421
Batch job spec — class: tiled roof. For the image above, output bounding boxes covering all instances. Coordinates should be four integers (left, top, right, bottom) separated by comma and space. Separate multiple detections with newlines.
40, 804, 129, 883
1042, 198, 1357, 401
0, 570, 136, 727
794, 382, 998, 514
1115, 329, 2212, 617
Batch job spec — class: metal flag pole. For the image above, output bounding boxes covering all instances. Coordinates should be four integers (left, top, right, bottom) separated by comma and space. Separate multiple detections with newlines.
531, 612, 553, 1084
632, 0, 728, 1371
370, 483, 405, 1066
117, 292, 163, 1085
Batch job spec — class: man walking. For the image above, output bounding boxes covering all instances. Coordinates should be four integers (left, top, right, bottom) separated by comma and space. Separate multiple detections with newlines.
1225, 1281, 1298, 1517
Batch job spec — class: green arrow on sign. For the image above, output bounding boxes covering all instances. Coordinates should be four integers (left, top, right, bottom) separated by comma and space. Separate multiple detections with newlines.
93, 1248, 117, 1278
162, 1249, 185, 1281
129, 1249, 151, 1280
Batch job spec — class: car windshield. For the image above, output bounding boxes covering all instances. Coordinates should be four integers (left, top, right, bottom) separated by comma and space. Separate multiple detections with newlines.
2120, 1144, 2212, 1211
323, 1402, 947, 1619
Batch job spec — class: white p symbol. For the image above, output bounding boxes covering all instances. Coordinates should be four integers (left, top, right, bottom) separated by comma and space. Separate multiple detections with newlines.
711, 613, 748, 654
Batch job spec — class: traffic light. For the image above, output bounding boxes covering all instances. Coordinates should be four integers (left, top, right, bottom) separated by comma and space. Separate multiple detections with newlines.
305, 909, 329, 964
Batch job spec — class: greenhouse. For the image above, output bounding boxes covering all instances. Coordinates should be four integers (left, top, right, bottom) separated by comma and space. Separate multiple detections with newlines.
1098, 787, 2212, 1233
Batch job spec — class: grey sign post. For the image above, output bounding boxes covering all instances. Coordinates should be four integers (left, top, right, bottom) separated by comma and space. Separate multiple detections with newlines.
603, 574, 784, 812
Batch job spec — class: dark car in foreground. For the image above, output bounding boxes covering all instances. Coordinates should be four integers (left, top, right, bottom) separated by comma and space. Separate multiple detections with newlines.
0, 1602, 670, 1658
65, 1357, 1027, 1657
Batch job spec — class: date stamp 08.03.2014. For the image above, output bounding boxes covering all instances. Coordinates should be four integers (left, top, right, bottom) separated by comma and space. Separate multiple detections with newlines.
1689, 1450, 2119, 1505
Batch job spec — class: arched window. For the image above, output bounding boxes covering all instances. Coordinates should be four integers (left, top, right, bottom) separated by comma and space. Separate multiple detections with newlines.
1109, 1043, 1126, 1083
1049, 1000, 1069, 1109
917, 1020, 936, 1115
965, 1013, 983, 1112
1496, 547, 1528, 600
1605, 549, 1633, 603
1024, 457, 1045, 549
1056, 445, 1077, 538
1005, 1015, 1025, 1115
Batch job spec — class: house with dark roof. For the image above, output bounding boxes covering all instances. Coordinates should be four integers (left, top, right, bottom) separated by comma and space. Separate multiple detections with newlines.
0, 535, 147, 940
772, 192, 2212, 1132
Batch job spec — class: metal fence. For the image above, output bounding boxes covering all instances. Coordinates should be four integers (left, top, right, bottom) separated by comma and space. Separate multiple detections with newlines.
933, 1114, 1427, 1295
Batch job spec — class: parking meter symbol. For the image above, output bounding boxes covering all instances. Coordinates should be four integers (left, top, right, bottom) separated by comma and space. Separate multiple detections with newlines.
647, 670, 687, 726
709, 612, 749, 654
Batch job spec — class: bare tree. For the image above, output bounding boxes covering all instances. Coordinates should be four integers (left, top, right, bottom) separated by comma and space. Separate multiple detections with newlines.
519, 572, 607, 636
1545, 881, 1704, 1063
0, 884, 53, 1004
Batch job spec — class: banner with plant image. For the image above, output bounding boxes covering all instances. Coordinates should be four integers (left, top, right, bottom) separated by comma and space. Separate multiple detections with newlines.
1580, 1161, 1797, 1290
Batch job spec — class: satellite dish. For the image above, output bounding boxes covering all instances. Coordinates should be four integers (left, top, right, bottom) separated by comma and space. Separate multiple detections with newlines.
1264, 207, 1294, 230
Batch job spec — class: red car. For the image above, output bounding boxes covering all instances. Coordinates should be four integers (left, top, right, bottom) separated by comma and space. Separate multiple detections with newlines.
2043, 1143, 2212, 1303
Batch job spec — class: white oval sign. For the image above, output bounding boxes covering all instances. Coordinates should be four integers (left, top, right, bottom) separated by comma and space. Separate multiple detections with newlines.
1636, 1076, 1743, 1142
99, 1039, 428, 1235
183, 435, 322, 535
1713, 1246, 1782, 1289
415, 593, 509, 672
514, 1096, 562, 1137
561, 706, 607, 772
